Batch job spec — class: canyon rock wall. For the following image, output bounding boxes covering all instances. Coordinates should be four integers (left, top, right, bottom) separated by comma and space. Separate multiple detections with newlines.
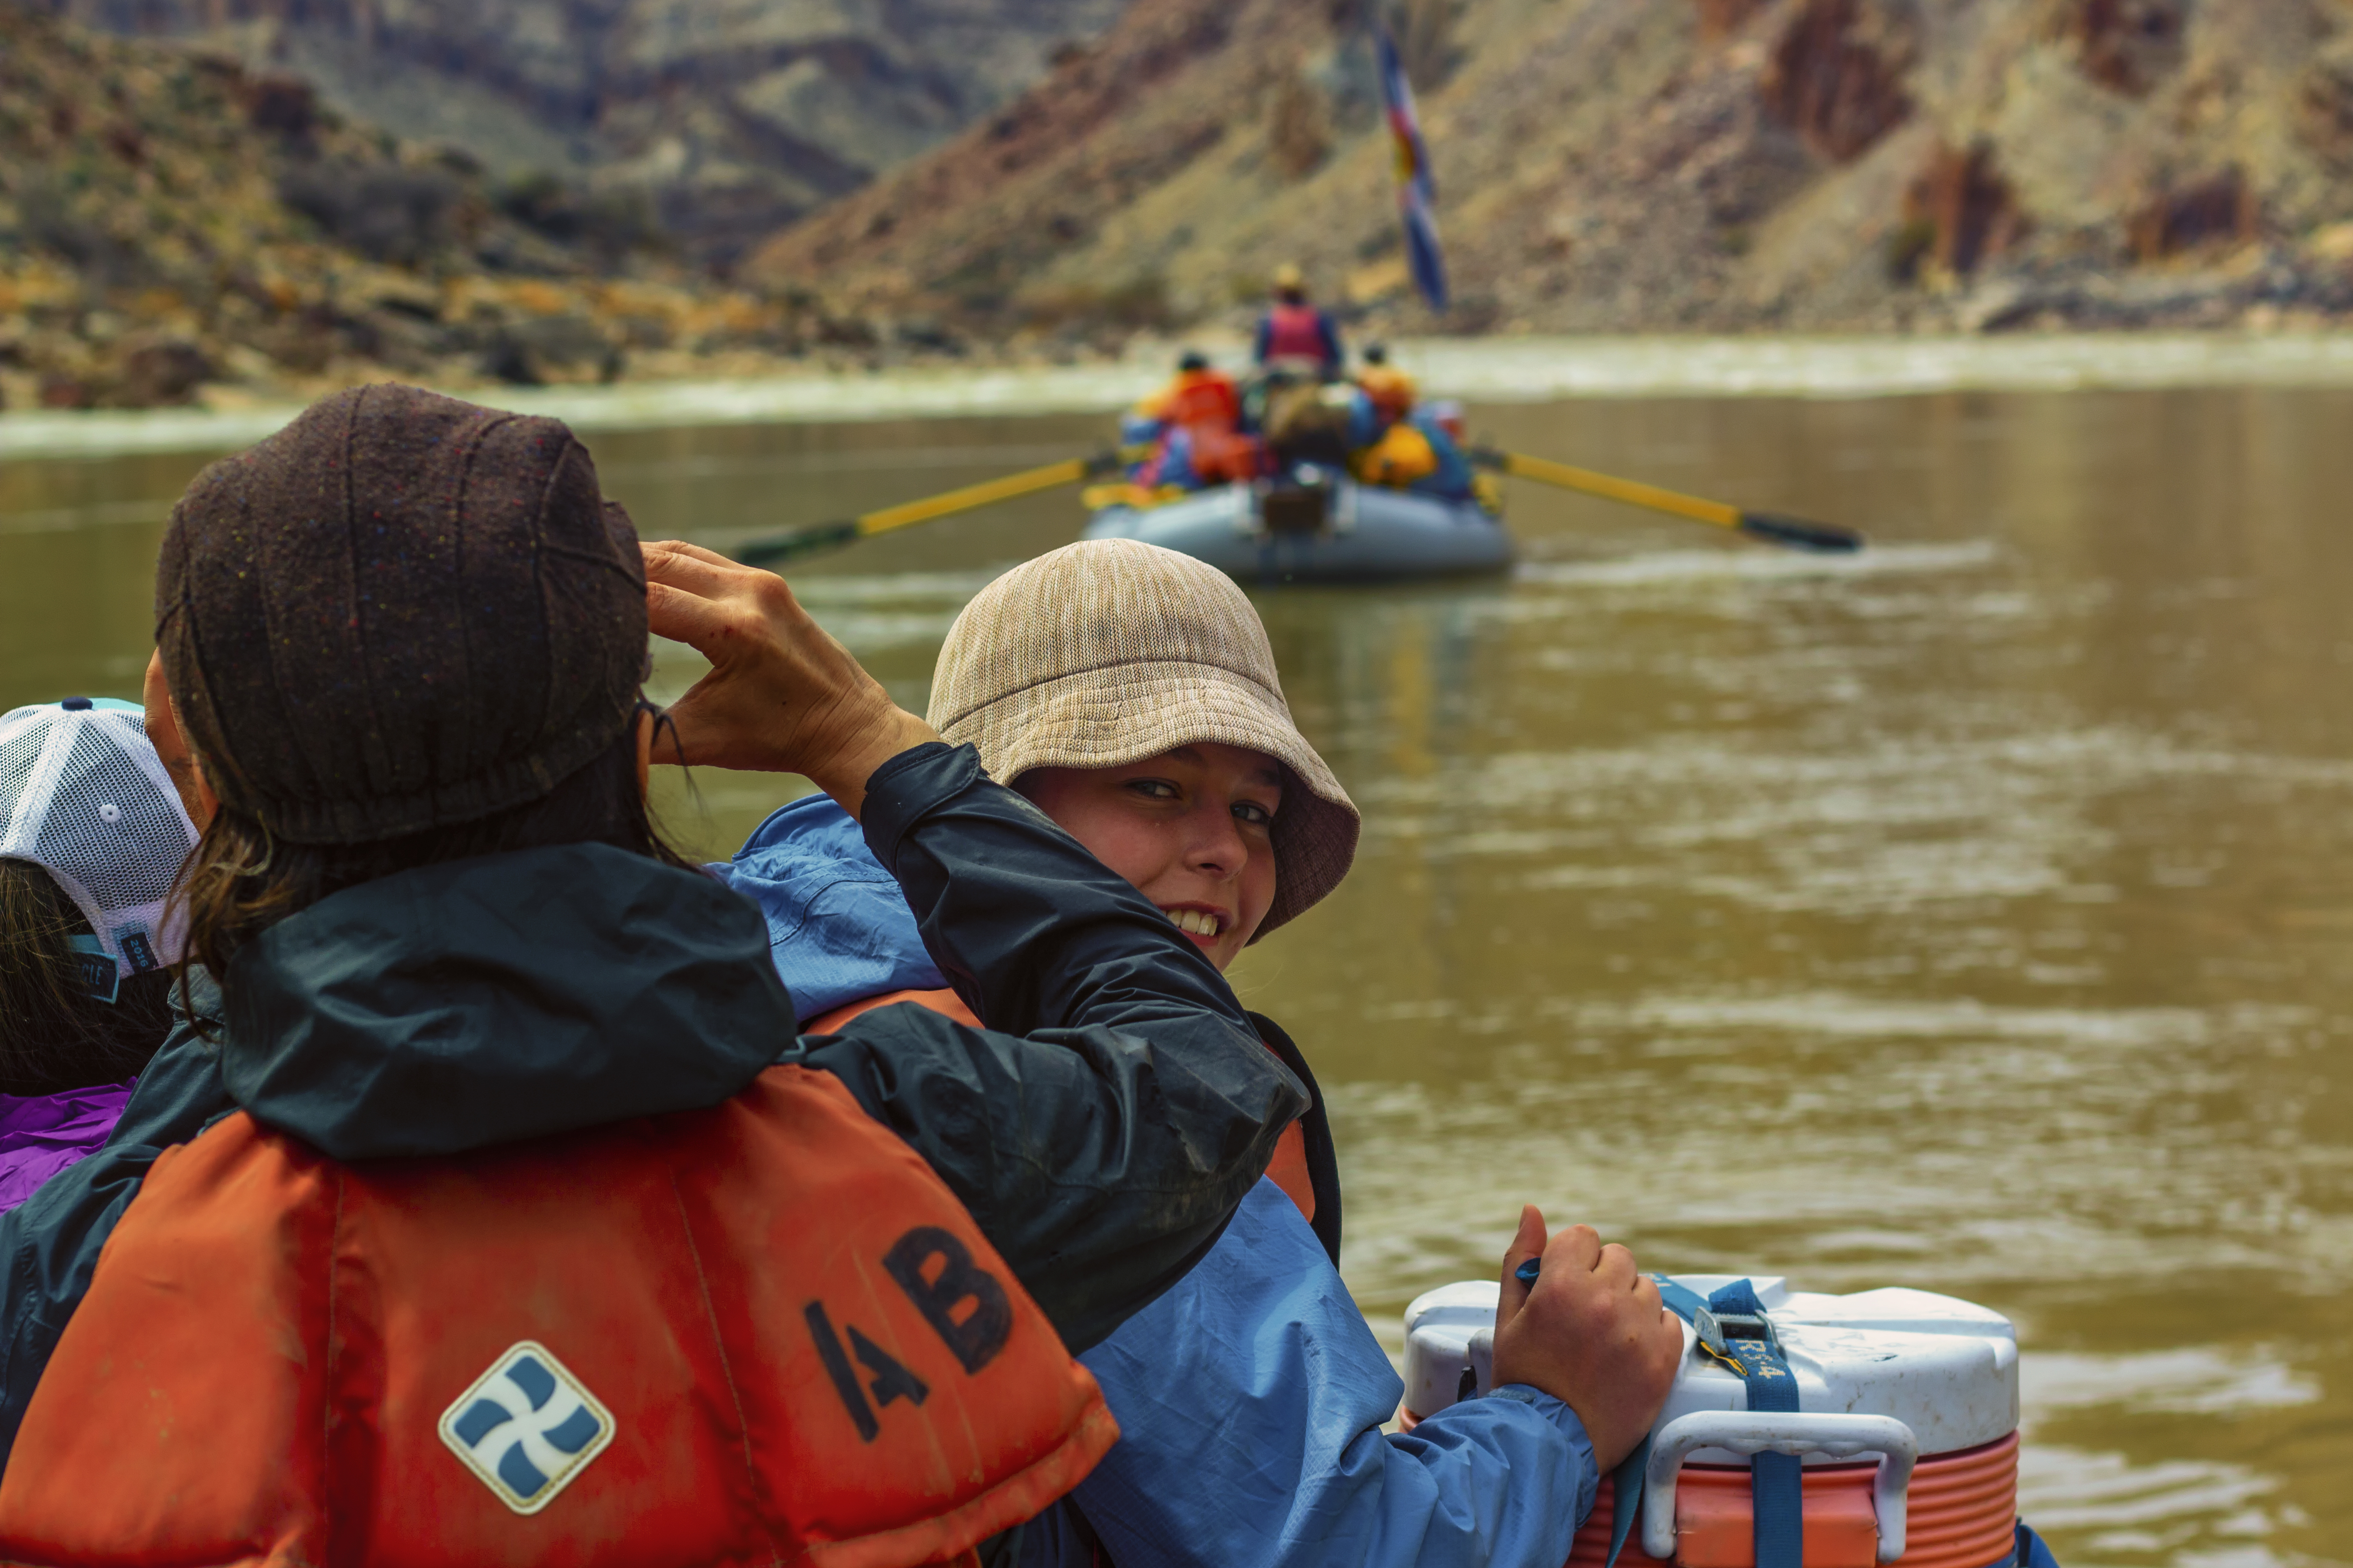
0, 5, 860, 407
753, 0, 2353, 336
36, 0, 1129, 267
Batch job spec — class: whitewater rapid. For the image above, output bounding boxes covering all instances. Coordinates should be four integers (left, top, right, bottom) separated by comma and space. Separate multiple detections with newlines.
13, 332, 2353, 457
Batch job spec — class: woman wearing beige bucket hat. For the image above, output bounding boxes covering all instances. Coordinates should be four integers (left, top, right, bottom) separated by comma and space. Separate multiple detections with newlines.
721, 538, 1681, 1568
932, 537, 1359, 954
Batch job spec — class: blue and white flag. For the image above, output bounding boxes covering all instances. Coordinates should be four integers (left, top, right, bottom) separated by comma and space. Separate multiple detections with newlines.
1377, 26, 1448, 313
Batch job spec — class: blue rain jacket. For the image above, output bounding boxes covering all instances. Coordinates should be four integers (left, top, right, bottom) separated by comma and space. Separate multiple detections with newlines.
1024, 1178, 1598, 1568
722, 797, 1601, 1568
721, 792, 947, 1025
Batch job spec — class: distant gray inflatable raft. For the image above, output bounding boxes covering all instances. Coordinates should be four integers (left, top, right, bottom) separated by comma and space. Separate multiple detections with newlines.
1082, 479, 1513, 583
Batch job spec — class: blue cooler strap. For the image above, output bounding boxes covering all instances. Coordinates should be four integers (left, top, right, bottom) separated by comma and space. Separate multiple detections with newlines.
1602, 1276, 1701, 1568
1701, 1280, 1802, 1568
1602, 1436, 1650, 1568
2015, 1521, 2061, 1568
1603, 1278, 1711, 1568
1657, 1277, 1711, 1323
1609, 1278, 1805, 1568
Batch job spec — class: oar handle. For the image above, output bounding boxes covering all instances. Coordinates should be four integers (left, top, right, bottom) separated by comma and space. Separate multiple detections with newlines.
734, 519, 861, 568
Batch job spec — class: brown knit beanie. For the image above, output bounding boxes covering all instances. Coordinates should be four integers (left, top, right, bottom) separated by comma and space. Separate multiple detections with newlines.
153, 385, 648, 845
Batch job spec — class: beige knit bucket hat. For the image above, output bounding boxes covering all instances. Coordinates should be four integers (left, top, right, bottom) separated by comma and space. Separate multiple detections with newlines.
928, 539, 1359, 938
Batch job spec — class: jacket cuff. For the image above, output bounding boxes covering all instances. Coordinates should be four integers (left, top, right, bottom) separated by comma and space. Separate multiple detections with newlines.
1490, 1385, 1603, 1530
859, 742, 983, 868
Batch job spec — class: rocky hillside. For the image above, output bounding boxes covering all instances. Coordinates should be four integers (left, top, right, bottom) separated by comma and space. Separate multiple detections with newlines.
36, 0, 1129, 269
753, 0, 2353, 337
0, 4, 904, 410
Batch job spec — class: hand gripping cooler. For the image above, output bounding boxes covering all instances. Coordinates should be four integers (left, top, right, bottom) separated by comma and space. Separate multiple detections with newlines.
1402, 1275, 2022, 1568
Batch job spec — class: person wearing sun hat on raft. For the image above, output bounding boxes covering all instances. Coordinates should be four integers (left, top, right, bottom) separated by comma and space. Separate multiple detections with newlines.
720, 537, 1684, 1568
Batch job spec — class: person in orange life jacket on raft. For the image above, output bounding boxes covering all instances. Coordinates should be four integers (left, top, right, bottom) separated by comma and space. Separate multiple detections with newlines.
0, 386, 1310, 1564
1254, 263, 1345, 380
717, 539, 1685, 1568
1355, 342, 1417, 427
1126, 351, 1260, 492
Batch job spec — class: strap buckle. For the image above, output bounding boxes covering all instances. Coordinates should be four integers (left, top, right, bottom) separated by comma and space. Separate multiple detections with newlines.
1694, 1305, 1780, 1375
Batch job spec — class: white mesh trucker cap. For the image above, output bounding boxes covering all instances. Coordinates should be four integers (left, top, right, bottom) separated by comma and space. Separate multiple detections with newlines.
0, 698, 198, 979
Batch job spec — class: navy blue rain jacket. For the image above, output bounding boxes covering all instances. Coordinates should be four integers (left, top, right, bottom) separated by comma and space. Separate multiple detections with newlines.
0, 743, 1304, 1465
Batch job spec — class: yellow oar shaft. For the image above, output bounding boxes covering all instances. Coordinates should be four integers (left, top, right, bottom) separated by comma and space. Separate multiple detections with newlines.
1501, 452, 1740, 530
857, 458, 1091, 537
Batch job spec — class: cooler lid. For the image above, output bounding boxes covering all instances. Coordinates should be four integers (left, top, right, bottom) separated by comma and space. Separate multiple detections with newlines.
1402, 1273, 2018, 1459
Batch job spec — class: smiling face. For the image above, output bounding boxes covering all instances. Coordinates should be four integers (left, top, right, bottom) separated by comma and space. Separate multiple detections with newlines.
1014, 743, 1283, 973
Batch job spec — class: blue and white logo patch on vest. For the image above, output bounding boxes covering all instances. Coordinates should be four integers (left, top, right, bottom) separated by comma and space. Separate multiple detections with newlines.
438, 1341, 616, 1513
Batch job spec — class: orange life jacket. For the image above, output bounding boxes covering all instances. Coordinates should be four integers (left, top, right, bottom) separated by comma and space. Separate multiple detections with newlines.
812, 990, 1317, 1225
1142, 372, 1258, 487
1152, 370, 1241, 435
1187, 428, 1266, 487
1357, 366, 1417, 422
0, 1064, 1117, 1568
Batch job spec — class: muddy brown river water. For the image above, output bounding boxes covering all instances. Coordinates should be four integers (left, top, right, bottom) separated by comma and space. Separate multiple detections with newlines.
4, 386, 2348, 1565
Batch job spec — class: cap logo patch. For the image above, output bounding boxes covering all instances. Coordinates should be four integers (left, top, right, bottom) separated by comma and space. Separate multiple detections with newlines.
66, 936, 118, 1003
439, 1341, 614, 1513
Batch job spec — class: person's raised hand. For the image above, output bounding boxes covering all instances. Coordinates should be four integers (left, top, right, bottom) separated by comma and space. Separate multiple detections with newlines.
641, 540, 939, 818
1491, 1206, 1684, 1471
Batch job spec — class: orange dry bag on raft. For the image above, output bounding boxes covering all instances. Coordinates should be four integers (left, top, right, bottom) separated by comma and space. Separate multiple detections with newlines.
811, 990, 1322, 1226
0, 1064, 1117, 1568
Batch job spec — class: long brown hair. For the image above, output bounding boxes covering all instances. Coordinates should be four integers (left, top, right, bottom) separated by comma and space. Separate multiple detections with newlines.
171, 714, 695, 1026
0, 860, 177, 1094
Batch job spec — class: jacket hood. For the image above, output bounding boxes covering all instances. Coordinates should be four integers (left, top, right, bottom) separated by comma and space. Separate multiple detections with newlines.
719, 793, 945, 1025
221, 842, 794, 1161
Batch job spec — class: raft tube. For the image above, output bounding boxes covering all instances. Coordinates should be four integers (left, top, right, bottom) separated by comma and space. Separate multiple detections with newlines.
1083, 479, 1512, 583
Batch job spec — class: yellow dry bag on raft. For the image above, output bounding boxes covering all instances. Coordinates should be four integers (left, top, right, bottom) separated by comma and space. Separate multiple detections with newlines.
1353, 422, 1442, 488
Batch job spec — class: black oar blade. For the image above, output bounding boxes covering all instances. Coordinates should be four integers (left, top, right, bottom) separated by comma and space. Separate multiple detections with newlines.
1737, 511, 1864, 554
732, 519, 863, 567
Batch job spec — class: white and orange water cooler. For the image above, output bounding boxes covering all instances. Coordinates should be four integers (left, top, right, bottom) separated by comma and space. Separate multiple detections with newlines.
1402, 1276, 2023, 1568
